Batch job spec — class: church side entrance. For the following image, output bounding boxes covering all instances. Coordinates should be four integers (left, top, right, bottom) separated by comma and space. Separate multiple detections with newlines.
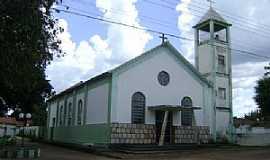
155, 111, 174, 144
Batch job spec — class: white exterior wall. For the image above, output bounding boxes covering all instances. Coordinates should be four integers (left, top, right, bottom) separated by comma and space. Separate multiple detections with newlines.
112, 47, 206, 126
48, 80, 110, 128
216, 111, 230, 135
197, 40, 232, 139
86, 83, 109, 124
216, 76, 229, 108
198, 44, 212, 75
215, 42, 228, 74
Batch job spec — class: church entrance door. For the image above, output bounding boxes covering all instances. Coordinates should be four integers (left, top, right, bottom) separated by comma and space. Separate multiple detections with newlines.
155, 111, 173, 145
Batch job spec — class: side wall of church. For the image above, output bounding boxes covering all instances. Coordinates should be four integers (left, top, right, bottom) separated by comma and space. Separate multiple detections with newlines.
46, 78, 111, 145
111, 47, 207, 127
86, 82, 109, 124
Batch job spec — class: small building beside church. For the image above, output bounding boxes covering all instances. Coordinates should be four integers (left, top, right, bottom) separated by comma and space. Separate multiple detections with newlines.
46, 8, 233, 146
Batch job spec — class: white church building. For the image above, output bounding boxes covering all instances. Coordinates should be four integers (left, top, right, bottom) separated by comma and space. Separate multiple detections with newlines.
46, 8, 233, 146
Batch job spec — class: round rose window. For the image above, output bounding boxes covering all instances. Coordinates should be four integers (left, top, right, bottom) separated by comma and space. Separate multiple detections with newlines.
158, 71, 170, 86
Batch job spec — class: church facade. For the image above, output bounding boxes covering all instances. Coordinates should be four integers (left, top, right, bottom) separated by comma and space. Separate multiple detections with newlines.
46, 8, 233, 146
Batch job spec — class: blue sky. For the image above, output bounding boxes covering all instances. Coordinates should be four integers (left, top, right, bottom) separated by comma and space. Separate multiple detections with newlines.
54, 0, 190, 51
46, 0, 270, 117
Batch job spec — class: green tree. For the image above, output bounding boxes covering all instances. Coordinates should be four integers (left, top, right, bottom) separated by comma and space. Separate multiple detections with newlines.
254, 63, 270, 120
0, 0, 63, 114
265, 63, 270, 76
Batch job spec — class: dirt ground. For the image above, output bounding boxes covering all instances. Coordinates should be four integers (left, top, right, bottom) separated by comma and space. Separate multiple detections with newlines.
37, 143, 270, 160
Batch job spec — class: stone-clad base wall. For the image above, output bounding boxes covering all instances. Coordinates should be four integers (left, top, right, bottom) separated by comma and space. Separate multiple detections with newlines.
174, 126, 210, 144
110, 123, 156, 144
110, 123, 210, 144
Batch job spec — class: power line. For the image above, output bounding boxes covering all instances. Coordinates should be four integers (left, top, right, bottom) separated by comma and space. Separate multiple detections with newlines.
71, 0, 177, 27
66, 0, 270, 51
186, 5, 270, 36
172, 0, 270, 31
53, 8, 192, 41
53, 8, 270, 60
143, 0, 270, 38
64, 1, 180, 34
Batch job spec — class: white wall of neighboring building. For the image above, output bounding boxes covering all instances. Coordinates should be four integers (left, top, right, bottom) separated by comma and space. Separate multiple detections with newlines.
0, 124, 19, 137
112, 47, 207, 126
86, 82, 109, 124
236, 127, 270, 146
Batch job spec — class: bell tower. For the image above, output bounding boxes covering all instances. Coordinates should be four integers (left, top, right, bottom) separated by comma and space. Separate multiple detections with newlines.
193, 7, 233, 141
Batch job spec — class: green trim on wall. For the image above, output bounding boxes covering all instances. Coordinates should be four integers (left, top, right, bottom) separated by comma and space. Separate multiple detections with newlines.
56, 101, 59, 127
110, 73, 119, 123
46, 102, 51, 139
63, 95, 67, 126
52, 124, 110, 144
107, 78, 112, 143
72, 90, 77, 125
83, 85, 88, 125
202, 85, 206, 124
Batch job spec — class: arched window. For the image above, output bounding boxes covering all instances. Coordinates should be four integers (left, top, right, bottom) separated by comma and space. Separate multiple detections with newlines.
68, 102, 72, 126
181, 97, 193, 126
131, 92, 145, 124
63, 105, 67, 126
59, 105, 63, 126
77, 100, 83, 125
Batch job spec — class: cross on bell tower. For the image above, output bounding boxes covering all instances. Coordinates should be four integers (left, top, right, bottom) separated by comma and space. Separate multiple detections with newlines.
207, 0, 215, 8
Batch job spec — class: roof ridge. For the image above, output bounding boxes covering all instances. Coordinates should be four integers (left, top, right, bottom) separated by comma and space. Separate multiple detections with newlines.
198, 7, 228, 25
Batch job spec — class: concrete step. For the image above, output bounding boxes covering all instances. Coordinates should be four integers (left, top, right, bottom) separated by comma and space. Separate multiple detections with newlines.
110, 144, 199, 152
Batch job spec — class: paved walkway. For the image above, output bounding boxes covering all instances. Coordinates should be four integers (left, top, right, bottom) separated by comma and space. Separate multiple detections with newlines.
35, 143, 270, 160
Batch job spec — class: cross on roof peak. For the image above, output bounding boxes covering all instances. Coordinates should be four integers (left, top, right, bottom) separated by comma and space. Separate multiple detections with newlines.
159, 33, 168, 44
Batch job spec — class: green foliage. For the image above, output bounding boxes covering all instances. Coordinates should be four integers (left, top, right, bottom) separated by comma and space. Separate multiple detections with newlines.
244, 110, 261, 121
254, 63, 270, 120
32, 104, 47, 126
0, 136, 16, 147
265, 63, 270, 76
0, 0, 63, 113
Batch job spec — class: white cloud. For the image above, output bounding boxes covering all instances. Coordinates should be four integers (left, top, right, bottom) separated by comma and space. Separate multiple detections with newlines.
176, 0, 195, 63
232, 61, 268, 117
96, 0, 152, 63
46, 0, 152, 92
